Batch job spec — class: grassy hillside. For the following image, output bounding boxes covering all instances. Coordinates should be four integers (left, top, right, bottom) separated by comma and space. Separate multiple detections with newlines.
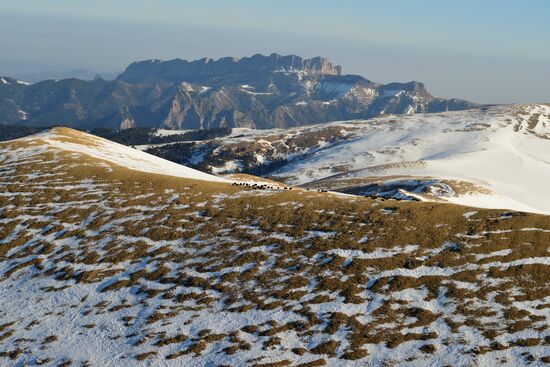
1, 129, 550, 366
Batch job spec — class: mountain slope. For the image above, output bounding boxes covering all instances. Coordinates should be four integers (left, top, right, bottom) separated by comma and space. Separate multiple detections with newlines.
0, 54, 478, 129
162, 104, 550, 214
21, 127, 229, 183
1, 128, 550, 366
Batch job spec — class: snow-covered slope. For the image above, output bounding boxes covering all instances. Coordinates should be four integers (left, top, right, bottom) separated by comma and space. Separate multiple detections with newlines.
185, 104, 550, 214
278, 104, 550, 214
19, 127, 230, 183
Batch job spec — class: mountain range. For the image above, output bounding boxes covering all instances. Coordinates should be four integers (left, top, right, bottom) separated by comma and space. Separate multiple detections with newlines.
0, 53, 478, 130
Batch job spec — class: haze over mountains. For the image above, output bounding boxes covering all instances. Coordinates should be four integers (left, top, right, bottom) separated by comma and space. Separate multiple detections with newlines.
0, 53, 477, 130
11, 69, 120, 83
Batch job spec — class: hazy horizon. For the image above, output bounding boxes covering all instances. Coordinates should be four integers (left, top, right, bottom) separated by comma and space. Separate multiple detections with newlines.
1, 0, 549, 104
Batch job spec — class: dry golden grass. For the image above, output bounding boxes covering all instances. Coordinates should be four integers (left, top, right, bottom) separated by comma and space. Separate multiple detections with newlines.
1, 128, 550, 365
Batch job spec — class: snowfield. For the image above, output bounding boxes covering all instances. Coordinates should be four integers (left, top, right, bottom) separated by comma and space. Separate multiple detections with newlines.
185, 104, 550, 214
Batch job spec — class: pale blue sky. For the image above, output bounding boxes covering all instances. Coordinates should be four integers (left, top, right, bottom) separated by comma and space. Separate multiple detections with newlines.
1, 0, 549, 103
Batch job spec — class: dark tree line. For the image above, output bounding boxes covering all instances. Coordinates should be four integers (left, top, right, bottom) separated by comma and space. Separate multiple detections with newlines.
0, 124, 232, 145
91, 127, 232, 146
145, 143, 197, 165
0, 124, 48, 142
90, 127, 154, 145
150, 127, 232, 144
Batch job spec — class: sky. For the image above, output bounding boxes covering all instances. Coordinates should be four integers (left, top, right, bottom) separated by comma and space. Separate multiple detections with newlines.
0, 0, 549, 103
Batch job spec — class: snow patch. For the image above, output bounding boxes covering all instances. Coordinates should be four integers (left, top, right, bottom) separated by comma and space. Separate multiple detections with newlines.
314, 81, 353, 97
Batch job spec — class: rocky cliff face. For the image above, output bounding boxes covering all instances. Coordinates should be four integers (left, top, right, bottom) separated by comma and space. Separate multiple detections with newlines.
0, 54, 478, 129
117, 53, 342, 84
